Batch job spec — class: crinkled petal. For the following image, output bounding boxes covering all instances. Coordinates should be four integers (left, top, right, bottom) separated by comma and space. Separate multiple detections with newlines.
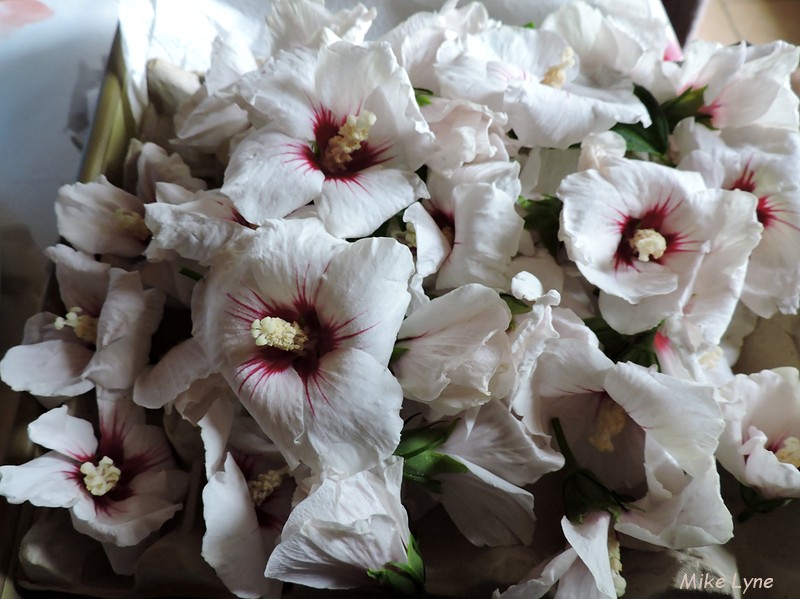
202, 454, 273, 599
440, 400, 563, 486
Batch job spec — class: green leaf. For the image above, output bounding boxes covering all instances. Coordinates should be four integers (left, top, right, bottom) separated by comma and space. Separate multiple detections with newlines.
500, 293, 532, 316
395, 420, 459, 460
523, 21, 536, 29
611, 85, 669, 156
521, 196, 563, 258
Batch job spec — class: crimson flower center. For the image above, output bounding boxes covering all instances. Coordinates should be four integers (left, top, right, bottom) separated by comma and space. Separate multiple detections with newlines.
304, 107, 390, 179
614, 199, 683, 269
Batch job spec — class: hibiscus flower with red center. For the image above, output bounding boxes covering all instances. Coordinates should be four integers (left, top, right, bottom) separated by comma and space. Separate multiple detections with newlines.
194, 218, 414, 476
222, 41, 434, 239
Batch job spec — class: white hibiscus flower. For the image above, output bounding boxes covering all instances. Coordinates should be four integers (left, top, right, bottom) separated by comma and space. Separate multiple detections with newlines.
265, 457, 411, 590
558, 157, 762, 337
717, 368, 800, 500
0, 398, 188, 547
225, 41, 434, 238
435, 25, 648, 149
0, 245, 164, 404
194, 218, 413, 476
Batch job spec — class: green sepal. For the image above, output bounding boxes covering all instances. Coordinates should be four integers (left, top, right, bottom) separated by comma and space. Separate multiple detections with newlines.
521, 195, 563, 258
500, 293, 533, 316
405, 534, 425, 586
367, 567, 423, 598
402, 451, 468, 493
523, 21, 536, 29
563, 467, 630, 524
367, 534, 426, 598
414, 87, 434, 107
179, 267, 204, 282
391, 345, 410, 364
737, 484, 793, 523
584, 316, 661, 369
660, 85, 710, 131
611, 84, 669, 157
551, 418, 633, 524
395, 419, 459, 460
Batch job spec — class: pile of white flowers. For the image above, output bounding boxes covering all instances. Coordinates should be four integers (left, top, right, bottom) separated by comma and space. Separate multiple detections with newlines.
2, 0, 800, 597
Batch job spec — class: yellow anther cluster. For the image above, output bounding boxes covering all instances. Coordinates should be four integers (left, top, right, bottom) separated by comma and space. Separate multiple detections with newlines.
404, 222, 418, 248
251, 316, 308, 352
80, 456, 122, 496
321, 110, 377, 172
248, 467, 289, 506
775, 436, 800, 468
54, 306, 98, 343
541, 46, 575, 89
114, 208, 151, 241
608, 537, 627, 597
589, 400, 627, 452
698, 346, 724, 369
630, 228, 667, 262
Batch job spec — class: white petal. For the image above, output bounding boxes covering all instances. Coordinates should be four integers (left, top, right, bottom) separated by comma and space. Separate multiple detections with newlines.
317, 167, 427, 239
222, 129, 325, 224
84, 271, 165, 390
440, 399, 562, 486
440, 459, 535, 547
304, 349, 404, 475
266, 458, 408, 588
315, 236, 413, 366
202, 454, 272, 599
403, 201, 449, 279
71, 491, 185, 547
28, 405, 98, 459
436, 182, 523, 291
561, 513, 616, 599
55, 177, 147, 257
605, 361, 721, 477
133, 337, 216, 410
0, 340, 94, 397
0, 453, 84, 508
394, 284, 510, 406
